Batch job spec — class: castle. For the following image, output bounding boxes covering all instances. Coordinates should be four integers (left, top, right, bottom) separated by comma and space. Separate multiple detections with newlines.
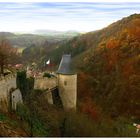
34, 54, 77, 111
57, 54, 77, 111
0, 54, 77, 112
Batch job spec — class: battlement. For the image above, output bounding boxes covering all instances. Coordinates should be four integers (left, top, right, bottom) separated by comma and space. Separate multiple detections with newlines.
0, 74, 16, 82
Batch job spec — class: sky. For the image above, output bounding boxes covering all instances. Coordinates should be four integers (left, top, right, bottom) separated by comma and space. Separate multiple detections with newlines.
0, 1, 140, 32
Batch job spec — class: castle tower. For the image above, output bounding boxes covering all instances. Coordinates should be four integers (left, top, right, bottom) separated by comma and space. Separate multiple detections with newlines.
57, 54, 77, 111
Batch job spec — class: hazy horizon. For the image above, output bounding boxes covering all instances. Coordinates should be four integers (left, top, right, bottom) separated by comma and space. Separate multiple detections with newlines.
0, 2, 140, 33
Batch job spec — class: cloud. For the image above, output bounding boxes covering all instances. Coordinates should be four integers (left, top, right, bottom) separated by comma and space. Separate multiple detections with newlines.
0, 2, 140, 32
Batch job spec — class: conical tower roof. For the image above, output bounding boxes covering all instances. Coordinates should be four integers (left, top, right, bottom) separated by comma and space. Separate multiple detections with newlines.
57, 54, 74, 75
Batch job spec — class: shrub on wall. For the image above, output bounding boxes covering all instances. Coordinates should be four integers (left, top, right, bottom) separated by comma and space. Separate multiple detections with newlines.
26, 77, 35, 93
43, 72, 51, 78
16, 71, 27, 100
16, 71, 34, 100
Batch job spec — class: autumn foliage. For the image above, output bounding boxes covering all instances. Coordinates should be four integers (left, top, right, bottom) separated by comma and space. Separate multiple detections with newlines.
80, 97, 97, 120
76, 14, 140, 120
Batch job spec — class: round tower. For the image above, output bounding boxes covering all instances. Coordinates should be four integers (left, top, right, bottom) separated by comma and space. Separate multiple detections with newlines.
57, 54, 77, 111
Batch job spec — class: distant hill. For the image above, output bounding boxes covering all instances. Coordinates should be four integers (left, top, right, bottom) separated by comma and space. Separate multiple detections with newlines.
0, 32, 15, 37
32, 30, 80, 41
0, 32, 48, 48
0, 30, 80, 49
33, 29, 79, 36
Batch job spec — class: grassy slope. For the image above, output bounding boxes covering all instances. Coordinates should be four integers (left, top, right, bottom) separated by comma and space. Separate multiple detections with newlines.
0, 112, 28, 137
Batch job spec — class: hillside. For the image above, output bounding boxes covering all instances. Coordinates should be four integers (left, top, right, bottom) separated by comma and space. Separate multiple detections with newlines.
0, 112, 27, 137
24, 14, 139, 65
73, 13, 140, 119
22, 14, 140, 68
40, 13, 140, 120
45, 14, 140, 64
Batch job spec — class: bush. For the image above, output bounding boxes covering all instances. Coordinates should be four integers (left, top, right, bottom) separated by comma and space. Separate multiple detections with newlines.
62, 113, 137, 137
16, 71, 27, 99
0, 113, 7, 121
27, 77, 35, 93
16, 103, 30, 122
16, 103, 48, 137
16, 71, 34, 100
0, 112, 18, 128
43, 72, 51, 78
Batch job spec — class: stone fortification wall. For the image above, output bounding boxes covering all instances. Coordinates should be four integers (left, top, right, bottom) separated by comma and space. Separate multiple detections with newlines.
0, 74, 17, 112
58, 74, 77, 111
0, 74, 58, 112
34, 77, 57, 105
34, 75, 77, 111
11, 89, 23, 110
34, 77, 57, 90
0, 73, 77, 112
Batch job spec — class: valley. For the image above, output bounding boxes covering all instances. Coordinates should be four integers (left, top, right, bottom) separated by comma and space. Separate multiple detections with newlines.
0, 13, 140, 137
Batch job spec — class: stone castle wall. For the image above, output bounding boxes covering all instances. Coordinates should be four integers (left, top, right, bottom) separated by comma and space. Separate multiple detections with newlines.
34, 77, 57, 90
0, 73, 77, 112
0, 75, 17, 112
34, 74, 77, 111
11, 89, 23, 110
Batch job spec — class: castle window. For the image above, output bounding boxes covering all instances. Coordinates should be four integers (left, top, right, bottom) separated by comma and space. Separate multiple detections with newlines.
64, 81, 67, 86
